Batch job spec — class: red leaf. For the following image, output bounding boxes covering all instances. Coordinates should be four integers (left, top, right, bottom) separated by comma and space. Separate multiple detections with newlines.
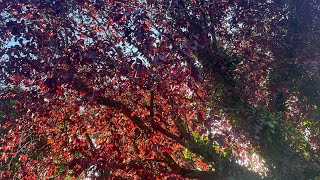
186, 69, 191, 75
13, 136, 19, 143
25, 13, 30, 19
80, 91, 86, 97
19, 154, 28, 162
56, 89, 63, 95
63, 152, 69, 157
161, 147, 172, 154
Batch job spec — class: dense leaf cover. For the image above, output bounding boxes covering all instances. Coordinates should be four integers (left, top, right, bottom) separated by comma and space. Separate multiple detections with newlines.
0, 0, 319, 179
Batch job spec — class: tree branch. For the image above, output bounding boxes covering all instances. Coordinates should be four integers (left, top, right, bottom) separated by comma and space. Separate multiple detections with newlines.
96, 96, 152, 133
84, 133, 95, 154
96, 96, 261, 179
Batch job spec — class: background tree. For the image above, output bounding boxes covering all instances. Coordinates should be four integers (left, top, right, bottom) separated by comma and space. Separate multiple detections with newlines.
0, 0, 319, 179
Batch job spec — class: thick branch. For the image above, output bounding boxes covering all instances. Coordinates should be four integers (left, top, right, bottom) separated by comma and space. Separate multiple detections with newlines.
96, 96, 151, 133
95, 96, 261, 179
96, 96, 188, 145
84, 133, 95, 153
162, 152, 225, 180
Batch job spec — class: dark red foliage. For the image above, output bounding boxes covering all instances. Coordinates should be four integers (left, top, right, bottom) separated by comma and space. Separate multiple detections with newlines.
0, 0, 319, 179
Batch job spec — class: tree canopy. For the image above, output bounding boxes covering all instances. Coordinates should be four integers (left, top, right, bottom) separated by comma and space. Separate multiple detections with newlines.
0, 0, 319, 179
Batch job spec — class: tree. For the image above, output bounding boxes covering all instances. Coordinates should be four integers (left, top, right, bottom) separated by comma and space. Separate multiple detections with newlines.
0, 0, 319, 179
